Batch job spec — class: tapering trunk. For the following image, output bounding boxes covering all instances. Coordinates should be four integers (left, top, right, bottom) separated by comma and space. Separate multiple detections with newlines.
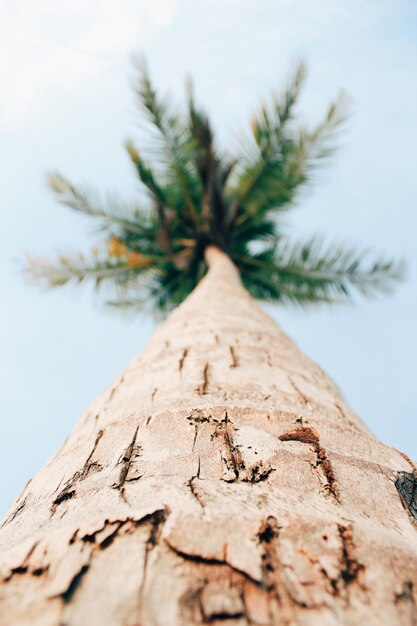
1, 247, 416, 626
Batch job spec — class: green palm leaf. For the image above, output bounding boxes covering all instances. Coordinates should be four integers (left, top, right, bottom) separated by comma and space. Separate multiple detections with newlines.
227, 66, 349, 229
48, 173, 152, 238
135, 61, 202, 224
235, 237, 405, 307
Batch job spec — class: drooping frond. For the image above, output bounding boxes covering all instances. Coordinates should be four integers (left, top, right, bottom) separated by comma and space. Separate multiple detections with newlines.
26, 244, 158, 293
48, 173, 153, 238
235, 237, 406, 307
27, 61, 405, 314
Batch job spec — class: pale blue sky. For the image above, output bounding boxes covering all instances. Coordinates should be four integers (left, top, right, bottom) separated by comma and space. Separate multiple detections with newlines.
1, 0, 416, 515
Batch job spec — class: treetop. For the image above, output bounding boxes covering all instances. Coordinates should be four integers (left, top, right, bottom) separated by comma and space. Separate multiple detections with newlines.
27, 60, 405, 314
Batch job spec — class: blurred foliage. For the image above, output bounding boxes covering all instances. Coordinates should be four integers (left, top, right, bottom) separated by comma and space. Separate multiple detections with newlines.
27, 61, 405, 314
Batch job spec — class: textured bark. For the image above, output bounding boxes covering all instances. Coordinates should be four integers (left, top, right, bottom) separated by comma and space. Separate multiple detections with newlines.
1, 246, 416, 625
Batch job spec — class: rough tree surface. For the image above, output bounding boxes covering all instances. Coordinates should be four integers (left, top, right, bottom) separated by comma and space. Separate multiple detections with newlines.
0, 247, 416, 626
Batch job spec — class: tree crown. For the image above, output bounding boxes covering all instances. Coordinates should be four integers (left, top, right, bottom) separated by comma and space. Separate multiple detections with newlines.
27, 61, 405, 314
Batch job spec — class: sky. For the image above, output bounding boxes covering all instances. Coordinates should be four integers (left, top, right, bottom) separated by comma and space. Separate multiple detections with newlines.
0, 0, 416, 515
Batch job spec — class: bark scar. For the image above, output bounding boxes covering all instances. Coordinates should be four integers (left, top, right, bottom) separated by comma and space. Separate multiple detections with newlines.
214, 413, 274, 483
288, 376, 309, 405
1, 498, 27, 528
197, 362, 210, 395
258, 516, 282, 603
179, 348, 189, 375
115, 426, 141, 500
51, 429, 104, 514
188, 473, 205, 509
139, 509, 167, 600
279, 427, 340, 502
395, 471, 417, 523
337, 524, 365, 591
229, 345, 239, 368
395, 580, 415, 608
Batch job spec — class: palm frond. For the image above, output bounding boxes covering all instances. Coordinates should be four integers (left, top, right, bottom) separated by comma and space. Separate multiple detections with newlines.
250, 60, 306, 149
292, 90, 350, 175
48, 173, 152, 238
187, 82, 232, 239
125, 142, 170, 206
135, 61, 202, 224
227, 62, 306, 221
26, 247, 156, 291
235, 237, 405, 307
228, 71, 350, 229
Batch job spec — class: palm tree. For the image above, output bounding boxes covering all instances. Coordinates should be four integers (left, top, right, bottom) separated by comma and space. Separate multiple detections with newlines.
1, 62, 415, 626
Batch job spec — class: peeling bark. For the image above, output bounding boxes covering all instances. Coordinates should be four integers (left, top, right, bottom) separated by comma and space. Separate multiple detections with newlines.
1, 246, 417, 625
279, 426, 339, 501
396, 471, 417, 522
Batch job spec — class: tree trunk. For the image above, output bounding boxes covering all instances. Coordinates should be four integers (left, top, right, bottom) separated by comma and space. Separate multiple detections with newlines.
1, 246, 416, 626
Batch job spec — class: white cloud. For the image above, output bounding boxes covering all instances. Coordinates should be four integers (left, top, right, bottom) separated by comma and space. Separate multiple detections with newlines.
0, 0, 179, 124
